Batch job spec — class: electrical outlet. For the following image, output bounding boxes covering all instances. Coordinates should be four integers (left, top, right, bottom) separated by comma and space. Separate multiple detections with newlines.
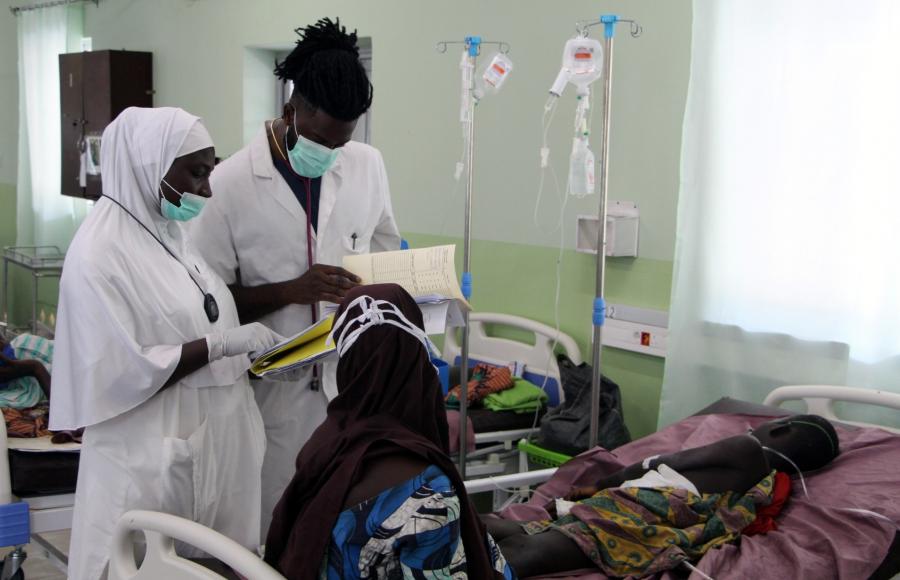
602, 319, 668, 357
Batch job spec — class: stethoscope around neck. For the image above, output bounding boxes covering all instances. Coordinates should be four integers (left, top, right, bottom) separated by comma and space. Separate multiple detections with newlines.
103, 194, 220, 323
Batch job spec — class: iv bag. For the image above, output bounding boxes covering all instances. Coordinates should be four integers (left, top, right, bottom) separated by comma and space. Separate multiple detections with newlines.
569, 138, 595, 196
474, 53, 514, 101
550, 37, 604, 96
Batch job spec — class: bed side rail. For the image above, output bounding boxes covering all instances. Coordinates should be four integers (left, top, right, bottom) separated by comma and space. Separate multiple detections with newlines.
109, 510, 284, 580
763, 385, 900, 434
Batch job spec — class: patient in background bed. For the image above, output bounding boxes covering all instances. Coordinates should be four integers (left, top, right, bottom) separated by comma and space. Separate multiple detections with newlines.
486, 415, 839, 578
0, 334, 52, 408
264, 284, 514, 579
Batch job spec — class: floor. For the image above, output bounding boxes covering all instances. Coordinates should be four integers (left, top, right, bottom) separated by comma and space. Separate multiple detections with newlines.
0, 529, 69, 580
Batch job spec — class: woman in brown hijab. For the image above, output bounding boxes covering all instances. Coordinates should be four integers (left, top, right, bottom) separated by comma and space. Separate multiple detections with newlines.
264, 283, 514, 579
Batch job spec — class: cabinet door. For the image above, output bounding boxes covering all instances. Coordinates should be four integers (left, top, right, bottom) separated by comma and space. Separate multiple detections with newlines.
59, 53, 85, 198
109, 51, 153, 114
82, 51, 112, 199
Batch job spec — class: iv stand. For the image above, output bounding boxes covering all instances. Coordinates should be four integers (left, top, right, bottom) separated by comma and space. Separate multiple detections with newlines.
459, 36, 477, 480
436, 36, 509, 478
581, 15, 641, 448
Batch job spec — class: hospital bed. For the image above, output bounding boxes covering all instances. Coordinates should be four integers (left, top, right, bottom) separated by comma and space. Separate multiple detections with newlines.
107, 384, 900, 580
473, 384, 900, 579
0, 427, 77, 577
0, 324, 75, 577
443, 312, 582, 478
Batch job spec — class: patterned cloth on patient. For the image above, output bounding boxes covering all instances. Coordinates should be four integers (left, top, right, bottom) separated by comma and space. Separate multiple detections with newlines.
522, 472, 776, 577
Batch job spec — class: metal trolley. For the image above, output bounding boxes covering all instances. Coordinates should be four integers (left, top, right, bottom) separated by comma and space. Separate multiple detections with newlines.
1, 246, 65, 335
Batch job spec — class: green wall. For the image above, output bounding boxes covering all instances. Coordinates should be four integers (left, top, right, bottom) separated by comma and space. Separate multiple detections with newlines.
0, 183, 14, 249
0, 4, 18, 186
80, 0, 692, 259
405, 233, 671, 438
0, 0, 692, 436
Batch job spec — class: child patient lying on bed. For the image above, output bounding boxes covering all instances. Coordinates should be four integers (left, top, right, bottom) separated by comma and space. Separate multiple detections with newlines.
0, 333, 52, 408
484, 415, 839, 578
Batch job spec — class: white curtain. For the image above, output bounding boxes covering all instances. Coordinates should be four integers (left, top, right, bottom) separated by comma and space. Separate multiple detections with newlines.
660, 0, 900, 427
16, 4, 85, 250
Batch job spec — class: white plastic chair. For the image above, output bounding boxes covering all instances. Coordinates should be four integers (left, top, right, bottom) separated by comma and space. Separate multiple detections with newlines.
763, 385, 900, 434
108, 510, 285, 580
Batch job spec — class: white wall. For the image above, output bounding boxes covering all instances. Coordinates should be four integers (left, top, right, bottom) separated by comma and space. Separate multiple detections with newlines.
242, 47, 279, 146
82, 0, 692, 261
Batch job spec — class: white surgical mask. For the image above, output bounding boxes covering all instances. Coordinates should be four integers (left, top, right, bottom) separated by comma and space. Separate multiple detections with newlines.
159, 178, 206, 221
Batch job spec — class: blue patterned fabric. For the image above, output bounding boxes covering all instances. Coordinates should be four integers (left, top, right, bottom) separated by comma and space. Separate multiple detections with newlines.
320, 464, 515, 579
0, 334, 52, 409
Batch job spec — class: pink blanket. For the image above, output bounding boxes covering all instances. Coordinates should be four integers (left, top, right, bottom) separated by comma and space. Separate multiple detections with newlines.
499, 413, 900, 579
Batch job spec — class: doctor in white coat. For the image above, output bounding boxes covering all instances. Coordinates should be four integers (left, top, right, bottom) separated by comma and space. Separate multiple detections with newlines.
51, 107, 283, 579
192, 18, 400, 535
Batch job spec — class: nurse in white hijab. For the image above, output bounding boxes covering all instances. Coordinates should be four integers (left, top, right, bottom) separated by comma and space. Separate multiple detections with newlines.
50, 107, 281, 580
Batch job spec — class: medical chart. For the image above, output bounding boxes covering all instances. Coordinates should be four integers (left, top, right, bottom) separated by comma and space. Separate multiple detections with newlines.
250, 314, 335, 377
342, 245, 470, 307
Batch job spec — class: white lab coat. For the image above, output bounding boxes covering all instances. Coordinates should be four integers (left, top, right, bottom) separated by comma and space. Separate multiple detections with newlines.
50, 108, 265, 580
192, 127, 400, 535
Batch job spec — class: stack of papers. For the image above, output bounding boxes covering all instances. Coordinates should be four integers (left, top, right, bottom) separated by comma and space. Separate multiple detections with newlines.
341, 245, 469, 335
250, 245, 470, 377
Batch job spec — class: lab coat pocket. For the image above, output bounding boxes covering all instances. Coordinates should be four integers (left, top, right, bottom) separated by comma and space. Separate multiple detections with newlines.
160, 420, 218, 526
160, 434, 194, 522
341, 232, 370, 255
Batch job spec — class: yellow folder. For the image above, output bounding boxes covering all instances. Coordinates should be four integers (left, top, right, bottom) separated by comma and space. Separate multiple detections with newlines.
250, 314, 335, 378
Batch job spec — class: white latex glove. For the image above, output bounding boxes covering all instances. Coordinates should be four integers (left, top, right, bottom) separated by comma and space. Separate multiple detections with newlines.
206, 322, 285, 362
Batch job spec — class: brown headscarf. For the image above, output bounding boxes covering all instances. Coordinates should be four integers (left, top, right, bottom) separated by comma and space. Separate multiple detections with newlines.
264, 283, 502, 579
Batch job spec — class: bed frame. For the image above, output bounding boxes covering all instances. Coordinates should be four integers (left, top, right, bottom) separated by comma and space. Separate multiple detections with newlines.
87, 384, 900, 579
0, 429, 76, 576
108, 510, 283, 580
763, 385, 900, 434
444, 313, 582, 477
467, 384, 900, 495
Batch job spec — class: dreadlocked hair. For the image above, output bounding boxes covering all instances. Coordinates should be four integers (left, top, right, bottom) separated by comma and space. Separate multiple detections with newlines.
274, 17, 373, 122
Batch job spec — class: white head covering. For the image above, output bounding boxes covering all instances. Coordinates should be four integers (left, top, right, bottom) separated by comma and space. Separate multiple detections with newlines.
99, 106, 211, 231
177, 121, 214, 158
50, 107, 246, 430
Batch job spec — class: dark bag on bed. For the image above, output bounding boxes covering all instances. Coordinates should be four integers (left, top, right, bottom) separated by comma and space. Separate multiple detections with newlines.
537, 353, 631, 455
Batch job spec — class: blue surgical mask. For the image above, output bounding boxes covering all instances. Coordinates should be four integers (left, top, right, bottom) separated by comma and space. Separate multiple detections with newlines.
286, 114, 339, 178
159, 179, 206, 221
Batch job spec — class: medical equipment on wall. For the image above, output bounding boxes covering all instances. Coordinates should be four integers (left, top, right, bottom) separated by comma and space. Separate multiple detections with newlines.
437, 36, 512, 478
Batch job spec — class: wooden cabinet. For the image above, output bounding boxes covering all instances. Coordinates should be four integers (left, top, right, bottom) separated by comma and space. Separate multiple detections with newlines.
59, 50, 153, 199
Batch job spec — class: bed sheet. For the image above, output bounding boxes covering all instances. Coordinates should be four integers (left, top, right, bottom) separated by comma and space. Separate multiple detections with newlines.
498, 410, 900, 579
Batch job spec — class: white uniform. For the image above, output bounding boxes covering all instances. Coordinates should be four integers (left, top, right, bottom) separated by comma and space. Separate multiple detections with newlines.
192, 127, 400, 535
50, 108, 265, 580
